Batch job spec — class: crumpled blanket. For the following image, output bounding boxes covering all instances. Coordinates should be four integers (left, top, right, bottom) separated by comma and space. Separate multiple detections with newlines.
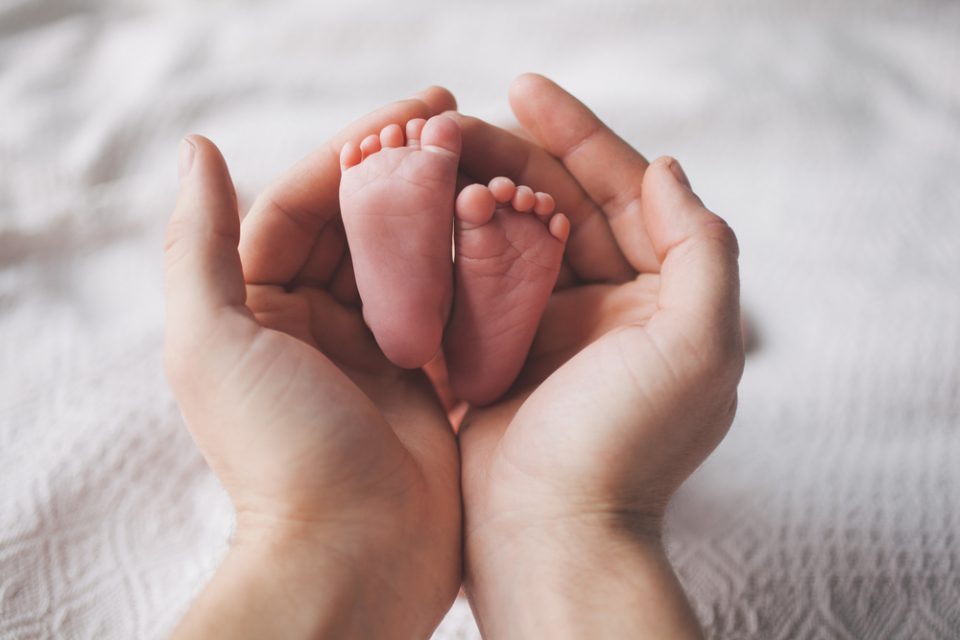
1, 0, 958, 637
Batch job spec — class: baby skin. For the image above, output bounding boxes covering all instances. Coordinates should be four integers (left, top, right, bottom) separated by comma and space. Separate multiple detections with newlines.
340, 115, 569, 405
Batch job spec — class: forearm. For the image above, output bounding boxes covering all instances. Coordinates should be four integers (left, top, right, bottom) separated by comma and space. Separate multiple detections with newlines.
465, 521, 703, 640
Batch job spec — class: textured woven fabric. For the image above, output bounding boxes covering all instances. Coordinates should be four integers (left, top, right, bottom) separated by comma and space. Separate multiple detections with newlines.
1, 1, 958, 638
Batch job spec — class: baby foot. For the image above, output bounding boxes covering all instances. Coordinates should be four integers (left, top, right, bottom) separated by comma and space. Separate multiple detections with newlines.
339, 116, 461, 368
444, 177, 570, 405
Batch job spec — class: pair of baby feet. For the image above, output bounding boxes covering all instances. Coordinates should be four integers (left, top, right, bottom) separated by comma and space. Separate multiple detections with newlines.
339, 115, 568, 405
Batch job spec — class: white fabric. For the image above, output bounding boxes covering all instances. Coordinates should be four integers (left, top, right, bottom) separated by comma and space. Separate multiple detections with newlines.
2, 1, 959, 637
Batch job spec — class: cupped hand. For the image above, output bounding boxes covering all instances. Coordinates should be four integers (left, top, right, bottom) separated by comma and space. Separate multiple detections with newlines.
164, 89, 461, 639
449, 75, 744, 638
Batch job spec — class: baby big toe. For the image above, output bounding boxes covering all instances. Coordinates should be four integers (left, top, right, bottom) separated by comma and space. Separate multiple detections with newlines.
420, 115, 462, 159
456, 184, 497, 226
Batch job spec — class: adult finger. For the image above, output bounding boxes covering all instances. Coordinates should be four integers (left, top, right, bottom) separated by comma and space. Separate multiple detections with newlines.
239, 86, 458, 286
641, 157, 743, 380
164, 136, 256, 394
508, 73, 660, 274
448, 111, 634, 284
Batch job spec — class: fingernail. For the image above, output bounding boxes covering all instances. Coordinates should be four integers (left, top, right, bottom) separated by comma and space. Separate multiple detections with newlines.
178, 138, 196, 182
668, 158, 691, 189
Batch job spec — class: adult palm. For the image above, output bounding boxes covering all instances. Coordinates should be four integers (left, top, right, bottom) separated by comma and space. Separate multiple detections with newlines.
164, 88, 461, 638
447, 75, 744, 634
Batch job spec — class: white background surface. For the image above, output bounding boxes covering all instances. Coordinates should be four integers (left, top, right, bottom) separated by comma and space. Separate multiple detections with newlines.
1, 1, 959, 638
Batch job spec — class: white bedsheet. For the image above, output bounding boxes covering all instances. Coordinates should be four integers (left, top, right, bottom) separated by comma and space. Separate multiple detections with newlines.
2, 1, 959, 637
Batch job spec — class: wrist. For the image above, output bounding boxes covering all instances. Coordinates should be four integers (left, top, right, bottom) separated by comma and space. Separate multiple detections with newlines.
173, 513, 448, 640
464, 514, 703, 640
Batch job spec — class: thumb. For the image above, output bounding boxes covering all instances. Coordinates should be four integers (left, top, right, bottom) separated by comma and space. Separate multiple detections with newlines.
641, 157, 743, 379
164, 136, 254, 394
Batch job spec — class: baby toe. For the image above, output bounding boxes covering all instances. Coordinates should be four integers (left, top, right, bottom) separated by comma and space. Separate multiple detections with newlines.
340, 140, 362, 170
406, 118, 427, 147
512, 185, 536, 212
380, 123, 404, 148
456, 184, 497, 226
534, 192, 555, 216
488, 177, 516, 203
548, 213, 571, 243
360, 134, 381, 159
421, 115, 462, 158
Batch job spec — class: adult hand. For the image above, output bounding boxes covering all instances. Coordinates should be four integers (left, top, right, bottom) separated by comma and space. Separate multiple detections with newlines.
164, 89, 461, 640
450, 75, 744, 639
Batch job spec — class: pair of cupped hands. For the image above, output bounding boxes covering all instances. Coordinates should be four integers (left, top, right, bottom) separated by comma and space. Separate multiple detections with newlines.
165, 75, 743, 639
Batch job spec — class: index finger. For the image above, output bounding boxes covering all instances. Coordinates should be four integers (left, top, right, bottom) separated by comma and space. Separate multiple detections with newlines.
508, 74, 660, 274
239, 86, 457, 286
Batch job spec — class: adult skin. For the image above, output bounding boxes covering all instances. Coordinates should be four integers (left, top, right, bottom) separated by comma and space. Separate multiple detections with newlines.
445, 74, 744, 639
165, 75, 742, 639
165, 88, 463, 640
